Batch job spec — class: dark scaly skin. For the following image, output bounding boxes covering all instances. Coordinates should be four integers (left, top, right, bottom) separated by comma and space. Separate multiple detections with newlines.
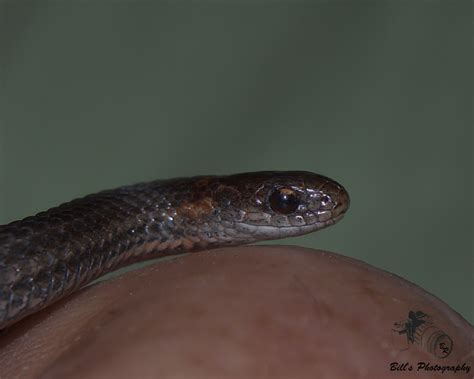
0, 171, 350, 329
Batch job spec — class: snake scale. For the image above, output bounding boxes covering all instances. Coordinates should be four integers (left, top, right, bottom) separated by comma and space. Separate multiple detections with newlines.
0, 171, 350, 330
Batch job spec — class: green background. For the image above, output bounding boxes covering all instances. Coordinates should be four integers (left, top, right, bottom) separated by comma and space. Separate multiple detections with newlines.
0, 2, 472, 323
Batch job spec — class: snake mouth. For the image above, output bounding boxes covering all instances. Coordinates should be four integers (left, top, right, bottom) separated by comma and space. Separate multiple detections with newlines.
232, 210, 347, 240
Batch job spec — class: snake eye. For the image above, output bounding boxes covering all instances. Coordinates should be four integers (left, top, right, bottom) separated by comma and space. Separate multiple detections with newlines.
269, 188, 300, 215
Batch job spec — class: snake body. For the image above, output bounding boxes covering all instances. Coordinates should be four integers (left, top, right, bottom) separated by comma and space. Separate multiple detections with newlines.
0, 171, 349, 329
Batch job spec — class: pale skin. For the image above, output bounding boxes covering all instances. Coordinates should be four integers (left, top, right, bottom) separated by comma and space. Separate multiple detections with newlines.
0, 246, 472, 379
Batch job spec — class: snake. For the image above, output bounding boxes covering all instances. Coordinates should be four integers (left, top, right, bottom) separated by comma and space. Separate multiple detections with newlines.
0, 171, 350, 330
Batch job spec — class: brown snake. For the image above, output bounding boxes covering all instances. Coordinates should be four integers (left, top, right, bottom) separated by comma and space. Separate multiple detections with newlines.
0, 171, 350, 329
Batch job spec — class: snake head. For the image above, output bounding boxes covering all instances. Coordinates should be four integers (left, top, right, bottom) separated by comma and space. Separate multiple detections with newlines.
214, 171, 350, 241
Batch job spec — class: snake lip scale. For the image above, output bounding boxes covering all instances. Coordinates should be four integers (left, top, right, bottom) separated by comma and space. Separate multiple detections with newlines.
0, 171, 350, 329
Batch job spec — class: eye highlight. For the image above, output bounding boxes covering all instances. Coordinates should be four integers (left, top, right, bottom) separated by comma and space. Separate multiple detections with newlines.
268, 188, 300, 215
321, 195, 331, 204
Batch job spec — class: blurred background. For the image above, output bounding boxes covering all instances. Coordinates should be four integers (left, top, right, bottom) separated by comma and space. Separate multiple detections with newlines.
0, 2, 471, 322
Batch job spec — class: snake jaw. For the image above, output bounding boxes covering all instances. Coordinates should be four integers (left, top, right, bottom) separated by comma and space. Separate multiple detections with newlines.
232, 218, 340, 241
